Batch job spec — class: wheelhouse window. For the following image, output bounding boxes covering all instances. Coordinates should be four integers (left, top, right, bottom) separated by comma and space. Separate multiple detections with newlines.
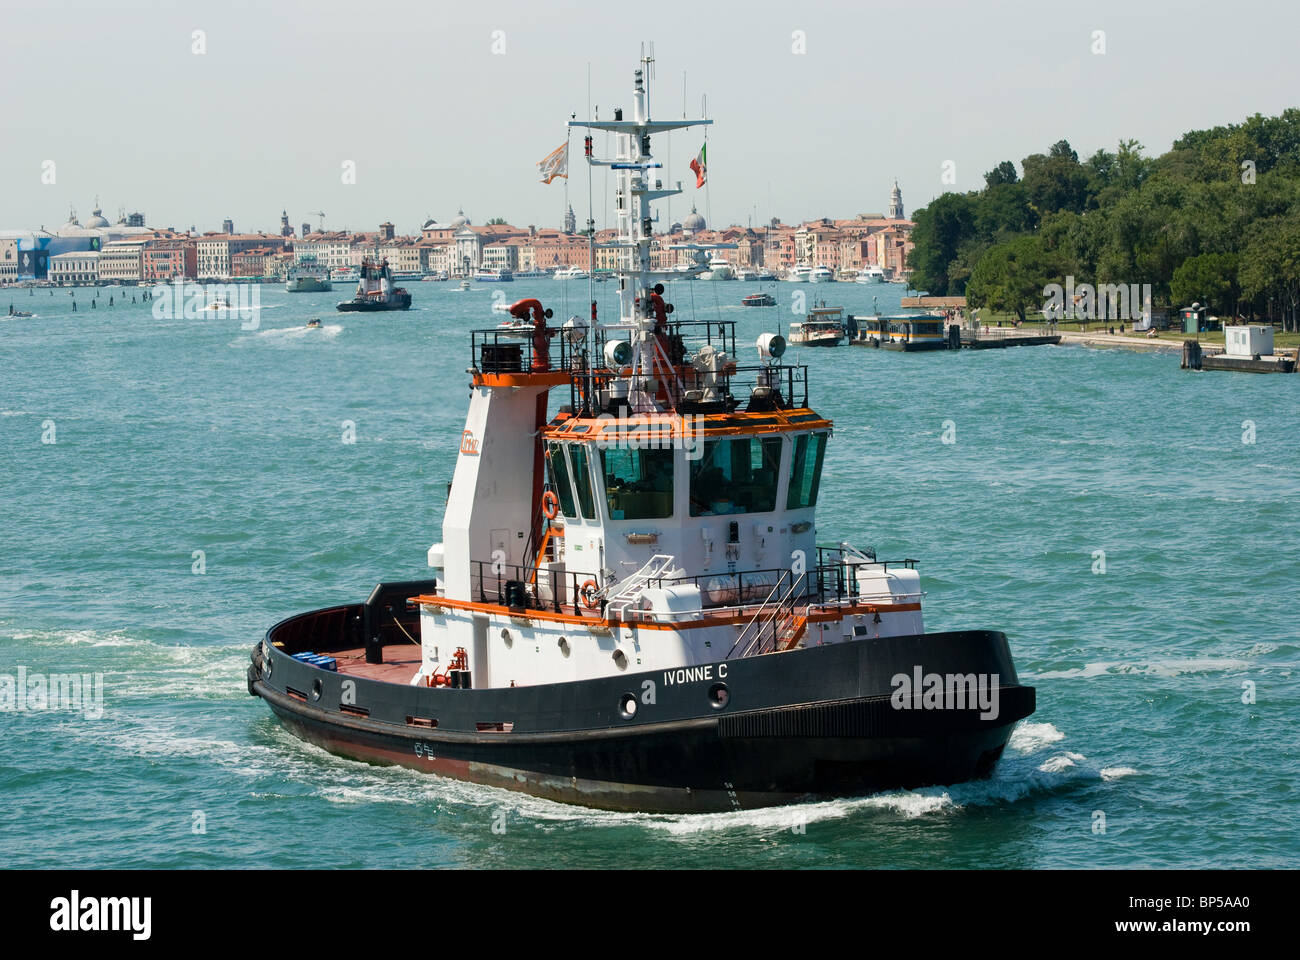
689, 436, 782, 516
567, 443, 597, 521
545, 442, 578, 519
786, 432, 827, 509
600, 447, 674, 519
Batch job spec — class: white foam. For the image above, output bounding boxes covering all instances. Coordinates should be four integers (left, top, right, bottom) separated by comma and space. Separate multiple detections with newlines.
1100, 766, 1139, 781
1032, 658, 1252, 679
1009, 721, 1066, 753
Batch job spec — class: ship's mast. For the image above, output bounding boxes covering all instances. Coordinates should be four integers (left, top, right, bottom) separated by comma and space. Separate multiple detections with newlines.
568, 48, 727, 412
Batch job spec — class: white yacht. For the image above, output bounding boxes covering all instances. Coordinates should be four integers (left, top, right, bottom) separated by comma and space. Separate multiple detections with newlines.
784, 264, 812, 283
809, 265, 834, 283
699, 256, 736, 281
856, 267, 886, 284
555, 266, 589, 280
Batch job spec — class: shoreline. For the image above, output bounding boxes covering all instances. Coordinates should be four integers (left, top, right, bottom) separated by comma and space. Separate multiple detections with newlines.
1054, 331, 1184, 353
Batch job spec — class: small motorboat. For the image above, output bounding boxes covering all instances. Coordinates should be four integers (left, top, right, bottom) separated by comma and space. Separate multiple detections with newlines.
306, 318, 321, 328
742, 292, 777, 307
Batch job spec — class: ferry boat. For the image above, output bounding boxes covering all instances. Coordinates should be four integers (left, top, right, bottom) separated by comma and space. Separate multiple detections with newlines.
248, 55, 1034, 812
286, 258, 332, 293
514, 268, 551, 279
742, 292, 777, 307
476, 268, 515, 282
854, 314, 949, 351
788, 305, 846, 346
335, 258, 412, 312
331, 267, 361, 285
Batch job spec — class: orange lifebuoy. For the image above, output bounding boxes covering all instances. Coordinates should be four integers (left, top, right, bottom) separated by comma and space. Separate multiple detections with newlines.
542, 489, 559, 519
580, 579, 601, 609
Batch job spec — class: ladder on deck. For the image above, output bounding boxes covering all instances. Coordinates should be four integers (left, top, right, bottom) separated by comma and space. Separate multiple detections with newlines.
603, 554, 678, 620
727, 570, 810, 659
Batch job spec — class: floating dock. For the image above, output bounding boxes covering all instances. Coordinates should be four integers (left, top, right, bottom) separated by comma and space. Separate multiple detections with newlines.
1182, 331, 1298, 374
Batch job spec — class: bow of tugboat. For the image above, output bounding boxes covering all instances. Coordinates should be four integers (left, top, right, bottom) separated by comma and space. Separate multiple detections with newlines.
248, 51, 1034, 813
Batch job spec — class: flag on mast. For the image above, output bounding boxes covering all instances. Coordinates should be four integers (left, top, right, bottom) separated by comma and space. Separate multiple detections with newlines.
537, 142, 569, 184
689, 143, 707, 188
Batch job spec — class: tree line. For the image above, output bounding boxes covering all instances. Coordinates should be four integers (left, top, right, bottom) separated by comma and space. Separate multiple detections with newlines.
906, 111, 1300, 330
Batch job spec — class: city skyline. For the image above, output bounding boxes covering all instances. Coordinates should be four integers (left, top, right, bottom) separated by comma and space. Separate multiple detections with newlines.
4, 0, 1300, 236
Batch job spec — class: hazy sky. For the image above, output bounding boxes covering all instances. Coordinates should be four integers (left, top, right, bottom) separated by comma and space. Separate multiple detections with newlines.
3, 0, 1298, 236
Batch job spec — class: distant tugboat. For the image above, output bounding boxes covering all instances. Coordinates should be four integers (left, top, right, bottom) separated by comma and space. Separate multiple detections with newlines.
336, 258, 412, 312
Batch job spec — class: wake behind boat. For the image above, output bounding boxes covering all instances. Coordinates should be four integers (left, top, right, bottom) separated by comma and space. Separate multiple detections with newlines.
248, 54, 1034, 812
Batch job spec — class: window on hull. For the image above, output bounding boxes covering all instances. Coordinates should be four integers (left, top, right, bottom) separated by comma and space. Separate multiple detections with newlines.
786, 432, 827, 509
689, 436, 782, 516
600, 447, 674, 519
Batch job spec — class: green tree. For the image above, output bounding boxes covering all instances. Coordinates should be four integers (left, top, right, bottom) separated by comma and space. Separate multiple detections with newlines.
966, 234, 1056, 323
906, 192, 977, 295
1171, 253, 1240, 315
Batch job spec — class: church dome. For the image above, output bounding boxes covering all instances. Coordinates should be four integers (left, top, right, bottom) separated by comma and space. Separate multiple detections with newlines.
450, 208, 469, 228
682, 207, 705, 233
86, 208, 111, 229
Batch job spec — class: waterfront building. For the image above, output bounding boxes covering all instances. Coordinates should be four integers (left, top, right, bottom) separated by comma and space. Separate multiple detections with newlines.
97, 238, 149, 284
0, 237, 18, 283
48, 250, 101, 285
292, 232, 354, 271
143, 238, 196, 282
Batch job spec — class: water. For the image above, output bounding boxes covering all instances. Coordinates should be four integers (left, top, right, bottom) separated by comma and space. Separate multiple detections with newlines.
2, 278, 1297, 868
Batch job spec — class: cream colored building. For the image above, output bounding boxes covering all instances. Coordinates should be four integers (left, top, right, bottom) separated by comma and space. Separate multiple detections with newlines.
49, 251, 101, 285
97, 239, 147, 283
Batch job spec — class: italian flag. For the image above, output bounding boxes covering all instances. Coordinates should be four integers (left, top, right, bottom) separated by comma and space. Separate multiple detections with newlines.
689, 143, 707, 188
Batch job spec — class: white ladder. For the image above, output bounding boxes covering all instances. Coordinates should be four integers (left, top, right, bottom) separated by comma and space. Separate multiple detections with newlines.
603, 554, 677, 620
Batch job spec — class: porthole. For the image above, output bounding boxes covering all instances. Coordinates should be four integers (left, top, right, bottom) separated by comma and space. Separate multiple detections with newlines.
311, 677, 323, 701
558, 636, 571, 658
619, 693, 638, 719
612, 649, 628, 670
708, 683, 729, 709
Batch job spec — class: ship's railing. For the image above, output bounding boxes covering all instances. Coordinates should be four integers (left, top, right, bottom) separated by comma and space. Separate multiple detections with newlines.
567, 360, 809, 415
469, 325, 582, 377
470, 558, 604, 616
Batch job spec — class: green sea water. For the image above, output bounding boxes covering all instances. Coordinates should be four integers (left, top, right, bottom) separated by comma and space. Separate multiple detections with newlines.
1, 278, 1297, 868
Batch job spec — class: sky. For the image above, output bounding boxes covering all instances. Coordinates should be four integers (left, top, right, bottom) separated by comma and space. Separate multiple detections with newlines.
3, 0, 1299, 236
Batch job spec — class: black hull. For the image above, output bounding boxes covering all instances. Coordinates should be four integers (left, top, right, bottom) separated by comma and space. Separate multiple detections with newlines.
248, 606, 1035, 813
336, 299, 412, 312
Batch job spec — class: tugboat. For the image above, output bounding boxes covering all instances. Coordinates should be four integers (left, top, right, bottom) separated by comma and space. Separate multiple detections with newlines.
335, 258, 412, 312
248, 53, 1034, 812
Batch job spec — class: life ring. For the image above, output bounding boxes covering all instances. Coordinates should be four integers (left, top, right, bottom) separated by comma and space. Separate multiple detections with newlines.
541, 489, 559, 519
579, 579, 601, 609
